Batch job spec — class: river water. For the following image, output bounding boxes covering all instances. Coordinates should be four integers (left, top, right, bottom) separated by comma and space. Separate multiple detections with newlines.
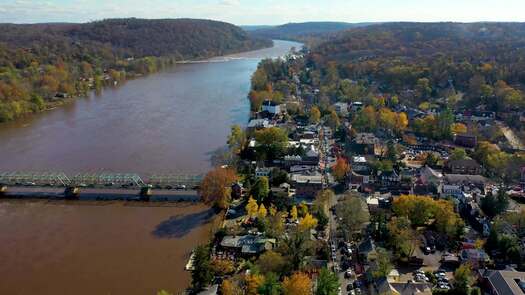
0, 40, 301, 295
0, 40, 301, 175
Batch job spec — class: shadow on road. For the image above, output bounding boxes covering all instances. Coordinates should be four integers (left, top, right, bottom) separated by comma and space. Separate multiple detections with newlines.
152, 208, 216, 239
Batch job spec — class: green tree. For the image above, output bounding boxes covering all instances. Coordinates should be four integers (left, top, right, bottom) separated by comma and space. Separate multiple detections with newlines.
280, 230, 312, 271
315, 268, 340, 295
336, 195, 370, 240
453, 263, 475, 295
257, 250, 287, 275
191, 245, 213, 292
251, 176, 270, 203
371, 247, 393, 279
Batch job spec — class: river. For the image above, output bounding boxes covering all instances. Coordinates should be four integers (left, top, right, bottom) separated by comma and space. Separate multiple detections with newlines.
0, 40, 301, 175
0, 40, 301, 295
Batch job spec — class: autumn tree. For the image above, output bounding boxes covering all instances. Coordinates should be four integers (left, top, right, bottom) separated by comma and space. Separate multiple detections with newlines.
332, 157, 350, 183
387, 216, 418, 258
258, 272, 282, 295
211, 259, 235, 276
309, 106, 321, 124
298, 213, 318, 231
258, 203, 268, 218
246, 196, 259, 219
282, 272, 312, 295
327, 110, 340, 130
227, 124, 246, 155
290, 205, 298, 221
221, 279, 242, 295
200, 167, 238, 209
452, 123, 468, 134
245, 273, 265, 295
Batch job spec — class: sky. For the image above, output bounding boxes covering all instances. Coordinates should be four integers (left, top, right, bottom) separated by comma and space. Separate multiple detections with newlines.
1, 0, 525, 25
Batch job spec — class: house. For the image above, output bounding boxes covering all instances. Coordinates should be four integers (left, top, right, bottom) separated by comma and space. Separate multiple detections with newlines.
444, 174, 488, 192
255, 167, 272, 178
378, 170, 400, 187
358, 238, 376, 261
454, 133, 477, 148
290, 173, 324, 198
247, 118, 270, 130
231, 182, 244, 199
479, 268, 525, 295
371, 277, 432, 295
261, 100, 284, 115
353, 133, 380, 155
333, 102, 349, 116
349, 171, 371, 191
220, 235, 276, 256
445, 158, 482, 175
351, 101, 364, 112
419, 166, 443, 187
352, 156, 371, 175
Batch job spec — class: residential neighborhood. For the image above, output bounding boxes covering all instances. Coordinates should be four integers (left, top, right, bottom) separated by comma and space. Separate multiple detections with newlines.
190, 48, 525, 295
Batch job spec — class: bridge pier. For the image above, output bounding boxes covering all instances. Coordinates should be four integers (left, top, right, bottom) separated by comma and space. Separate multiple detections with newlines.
64, 186, 80, 199
139, 187, 152, 201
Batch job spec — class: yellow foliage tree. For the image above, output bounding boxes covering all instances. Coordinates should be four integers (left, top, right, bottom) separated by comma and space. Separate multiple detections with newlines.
246, 196, 259, 219
395, 112, 409, 132
282, 272, 312, 295
245, 273, 265, 295
258, 203, 268, 218
221, 279, 242, 295
269, 204, 277, 216
309, 106, 321, 124
298, 213, 318, 231
290, 205, 298, 221
452, 123, 468, 134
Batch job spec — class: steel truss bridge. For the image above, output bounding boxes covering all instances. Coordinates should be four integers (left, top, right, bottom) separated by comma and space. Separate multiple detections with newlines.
0, 171, 203, 189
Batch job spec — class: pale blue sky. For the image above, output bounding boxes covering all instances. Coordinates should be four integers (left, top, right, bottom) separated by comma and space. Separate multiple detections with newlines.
1, 0, 525, 25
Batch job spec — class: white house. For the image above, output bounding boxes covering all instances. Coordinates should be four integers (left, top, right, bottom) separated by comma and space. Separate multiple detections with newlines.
262, 100, 283, 115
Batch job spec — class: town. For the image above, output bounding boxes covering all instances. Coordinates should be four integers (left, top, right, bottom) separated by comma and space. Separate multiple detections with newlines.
188, 45, 525, 295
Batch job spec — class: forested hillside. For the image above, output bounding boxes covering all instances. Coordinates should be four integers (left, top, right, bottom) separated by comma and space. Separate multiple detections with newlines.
308, 22, 525, 112
0, 18, 272, 122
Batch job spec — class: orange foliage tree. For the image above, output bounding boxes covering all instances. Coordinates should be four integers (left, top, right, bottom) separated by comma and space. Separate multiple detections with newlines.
332, 157, 350, 182
282, 272, 313, 295
200, 167, 238, 209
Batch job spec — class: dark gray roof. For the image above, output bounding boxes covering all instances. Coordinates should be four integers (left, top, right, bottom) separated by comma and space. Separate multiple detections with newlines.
484, 269, 525, 295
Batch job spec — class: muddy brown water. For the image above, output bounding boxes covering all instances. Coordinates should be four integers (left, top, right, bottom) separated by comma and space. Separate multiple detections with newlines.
0, 40, 302, 294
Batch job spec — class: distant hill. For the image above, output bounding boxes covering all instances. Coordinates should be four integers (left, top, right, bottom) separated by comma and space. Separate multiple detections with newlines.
314, 22, 525, 61
241, 25, 274, 31
249, 21, 374, 41
0, 18, 272, 59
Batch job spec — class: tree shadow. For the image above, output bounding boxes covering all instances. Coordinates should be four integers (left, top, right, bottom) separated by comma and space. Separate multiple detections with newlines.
152, 208, 216, 239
